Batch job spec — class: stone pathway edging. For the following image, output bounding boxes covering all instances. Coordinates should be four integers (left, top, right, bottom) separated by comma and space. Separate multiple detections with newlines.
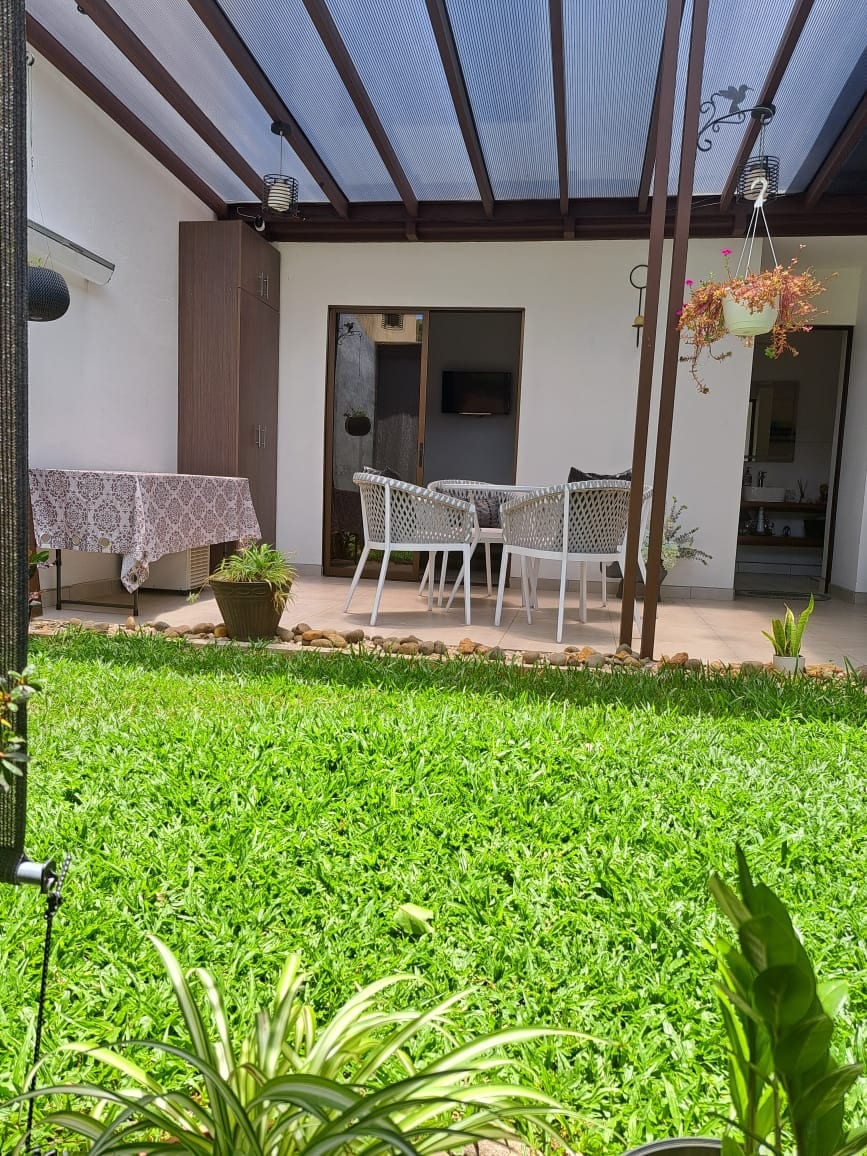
27, 617, 867, 682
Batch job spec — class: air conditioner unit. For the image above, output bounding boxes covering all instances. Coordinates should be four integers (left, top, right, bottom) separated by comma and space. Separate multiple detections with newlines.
142, 545, 210, 591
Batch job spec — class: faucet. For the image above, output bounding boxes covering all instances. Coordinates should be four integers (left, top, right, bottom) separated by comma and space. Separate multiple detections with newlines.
757, 471, 766, 487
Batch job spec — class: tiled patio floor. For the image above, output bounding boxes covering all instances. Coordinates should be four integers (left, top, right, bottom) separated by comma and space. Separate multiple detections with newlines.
38, 573, 867, 667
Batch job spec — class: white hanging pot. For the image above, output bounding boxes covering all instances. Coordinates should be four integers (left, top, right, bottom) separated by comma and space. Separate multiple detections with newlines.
773, 654, 805, 676
723, 292, 778, 337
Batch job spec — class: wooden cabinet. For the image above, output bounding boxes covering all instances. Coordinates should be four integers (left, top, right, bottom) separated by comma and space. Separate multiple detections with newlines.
178, 221, 280, 544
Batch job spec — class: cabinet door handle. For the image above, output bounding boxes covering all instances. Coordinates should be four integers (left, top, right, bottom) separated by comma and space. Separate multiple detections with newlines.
261, 274, 269, 299
260, 424, 266, 449
253, 424, 261, 448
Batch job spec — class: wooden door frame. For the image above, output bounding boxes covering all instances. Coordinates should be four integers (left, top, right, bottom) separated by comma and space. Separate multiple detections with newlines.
322, 305, 526, 579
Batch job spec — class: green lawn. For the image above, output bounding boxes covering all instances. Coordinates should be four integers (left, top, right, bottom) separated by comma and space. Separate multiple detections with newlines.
2, 633, 866, 1152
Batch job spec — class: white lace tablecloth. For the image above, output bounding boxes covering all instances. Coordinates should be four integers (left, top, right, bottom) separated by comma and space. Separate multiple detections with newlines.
29, 469, 261, 591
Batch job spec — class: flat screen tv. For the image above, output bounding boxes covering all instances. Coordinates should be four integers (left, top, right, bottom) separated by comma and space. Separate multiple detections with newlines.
441, 370, 512, 415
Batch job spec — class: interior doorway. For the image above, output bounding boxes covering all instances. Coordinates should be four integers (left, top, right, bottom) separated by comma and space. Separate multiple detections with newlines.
734, 325, 852, 598
322, 307, 523, 582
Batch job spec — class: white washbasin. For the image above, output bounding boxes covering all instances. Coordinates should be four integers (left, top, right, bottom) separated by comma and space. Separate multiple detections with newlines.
742, 486, 786, 502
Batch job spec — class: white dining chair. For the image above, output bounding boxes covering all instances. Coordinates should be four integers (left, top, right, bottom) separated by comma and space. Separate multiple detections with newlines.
343, 472, 478, 626
494, 480, 650, 642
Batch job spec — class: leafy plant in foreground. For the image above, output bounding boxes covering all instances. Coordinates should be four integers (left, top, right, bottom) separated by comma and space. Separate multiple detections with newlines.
709, 847, 867, 1156
10, 937, 571, 1155
761, 595, 815, 658
0, 665, 39, 791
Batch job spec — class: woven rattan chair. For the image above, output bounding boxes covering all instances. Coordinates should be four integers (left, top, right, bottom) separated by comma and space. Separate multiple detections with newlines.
419, 480, 537, 601
494, 480, 650, 642
343, 472, 478, 626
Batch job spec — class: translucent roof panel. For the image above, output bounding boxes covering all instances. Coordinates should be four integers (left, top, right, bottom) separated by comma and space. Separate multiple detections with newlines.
218, 0, 399, 202
667, 0, 801, 196
768, 1, 867, 193
445, 0, 559, 200
319, 0, 478, 201
564, 0, 666, 199
26, 0, 252, 204
96, 0, 326, 202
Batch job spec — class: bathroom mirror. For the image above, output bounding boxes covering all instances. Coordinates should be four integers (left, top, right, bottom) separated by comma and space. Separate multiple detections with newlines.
744, 380, 798, 462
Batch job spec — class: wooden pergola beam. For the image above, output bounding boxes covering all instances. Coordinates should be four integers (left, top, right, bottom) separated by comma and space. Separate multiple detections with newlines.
27, 17, 226, 216
183, 0, 349, 218
804, 91, 867, 206
300, 0, 418, 218
425, 0, 494, 217
74, 0, 262, 198
719, 0, 815, 211
548, 0, 570, 218
638, 0, 686, 214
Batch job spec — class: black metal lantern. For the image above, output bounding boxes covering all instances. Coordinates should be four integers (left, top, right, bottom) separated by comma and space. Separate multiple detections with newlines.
263, 173, 299, 216
27, 265, 70, 322
737, 155, 780, 202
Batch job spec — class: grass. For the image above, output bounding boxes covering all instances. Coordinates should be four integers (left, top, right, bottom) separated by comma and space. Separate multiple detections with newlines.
1, 631, 866, 1152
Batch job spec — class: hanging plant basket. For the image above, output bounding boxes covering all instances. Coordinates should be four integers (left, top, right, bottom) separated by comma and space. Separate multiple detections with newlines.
344, 413, 371, 437
722, 292, 778, 337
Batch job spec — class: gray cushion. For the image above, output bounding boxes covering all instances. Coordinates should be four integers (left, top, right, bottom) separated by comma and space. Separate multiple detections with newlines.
568, 467, 632, 483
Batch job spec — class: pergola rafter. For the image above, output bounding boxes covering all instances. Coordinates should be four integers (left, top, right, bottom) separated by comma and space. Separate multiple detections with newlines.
424, 0, 494, 218
182, 0, 349, 218
805, 90, 867, 206
719, 0, 816, 211
299, 0, 419, 218
27, 16, 226, 217
548, 0, 570, 219
74, 0, 262, 198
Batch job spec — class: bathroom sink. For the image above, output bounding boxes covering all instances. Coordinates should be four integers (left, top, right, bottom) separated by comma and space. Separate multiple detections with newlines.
742, 486, 786, 502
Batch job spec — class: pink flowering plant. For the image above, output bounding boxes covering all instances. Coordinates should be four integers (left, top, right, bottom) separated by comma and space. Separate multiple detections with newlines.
677, 249, 832, 393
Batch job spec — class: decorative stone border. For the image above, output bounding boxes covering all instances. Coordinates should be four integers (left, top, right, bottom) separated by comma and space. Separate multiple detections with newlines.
27, 617, 867, 682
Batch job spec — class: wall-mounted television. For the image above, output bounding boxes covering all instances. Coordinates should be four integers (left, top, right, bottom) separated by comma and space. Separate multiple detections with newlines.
441, 370, 512, 415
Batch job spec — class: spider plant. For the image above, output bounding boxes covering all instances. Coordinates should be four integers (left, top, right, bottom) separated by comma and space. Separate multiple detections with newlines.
9, 937, 574, 1155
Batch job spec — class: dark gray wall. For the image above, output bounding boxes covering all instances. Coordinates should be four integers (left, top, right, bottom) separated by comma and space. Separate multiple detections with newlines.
423, 310, 522, 484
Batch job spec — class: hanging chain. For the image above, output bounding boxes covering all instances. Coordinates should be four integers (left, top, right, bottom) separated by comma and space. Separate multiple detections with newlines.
24, 853, 72, 1156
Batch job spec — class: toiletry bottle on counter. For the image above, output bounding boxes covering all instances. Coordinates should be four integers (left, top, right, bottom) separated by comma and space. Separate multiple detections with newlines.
744, 465, 753, 486
756, 506, 765, 534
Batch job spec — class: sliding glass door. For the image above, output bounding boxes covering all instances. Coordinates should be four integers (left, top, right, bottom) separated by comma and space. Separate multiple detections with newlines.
323, 309, 427, 578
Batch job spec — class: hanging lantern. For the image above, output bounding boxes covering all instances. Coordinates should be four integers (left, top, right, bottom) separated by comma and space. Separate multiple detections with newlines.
27, 265, 70, 322
263, 174, 299, 216
737, 155, 780, 202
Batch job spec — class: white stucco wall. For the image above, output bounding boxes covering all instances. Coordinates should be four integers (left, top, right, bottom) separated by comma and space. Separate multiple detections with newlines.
26, 51, 214, 587
277, 239, 755, 592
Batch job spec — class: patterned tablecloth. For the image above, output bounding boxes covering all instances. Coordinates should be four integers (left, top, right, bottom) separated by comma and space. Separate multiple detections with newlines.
29, 469, 261, 591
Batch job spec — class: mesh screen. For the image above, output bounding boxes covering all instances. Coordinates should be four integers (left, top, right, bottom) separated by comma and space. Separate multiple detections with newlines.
0, 0, 30, 883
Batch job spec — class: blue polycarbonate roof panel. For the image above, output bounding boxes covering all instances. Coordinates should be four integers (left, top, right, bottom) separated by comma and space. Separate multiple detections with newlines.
320, 0, 478, 200
768, 1, 867, 193
667, 0, 802, 196
445, 0, 559, 200
217, 0, 399, 202
26, 0, 253, 203
94, 0, 326, 202
564, 0, 666, 199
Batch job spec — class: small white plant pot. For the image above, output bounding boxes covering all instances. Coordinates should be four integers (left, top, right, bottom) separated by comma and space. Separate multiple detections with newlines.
773, 654, 805, 676
723, 293, 778, 337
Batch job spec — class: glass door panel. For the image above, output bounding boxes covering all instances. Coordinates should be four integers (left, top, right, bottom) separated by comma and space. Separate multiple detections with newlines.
325, 310, 426, 578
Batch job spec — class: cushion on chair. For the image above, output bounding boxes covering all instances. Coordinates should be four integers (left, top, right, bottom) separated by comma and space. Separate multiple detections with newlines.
474, 494, 500, 528
568, 467, 632, 483
363, 464, 402, 480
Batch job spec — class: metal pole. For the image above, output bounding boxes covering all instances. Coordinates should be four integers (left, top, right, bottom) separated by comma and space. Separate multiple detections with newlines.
640, 0, 710, 658
619, 0, 682, 646
0, 0, 30, 885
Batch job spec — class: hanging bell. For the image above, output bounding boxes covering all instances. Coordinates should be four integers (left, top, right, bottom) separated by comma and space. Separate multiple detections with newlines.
27, 265, 70, 322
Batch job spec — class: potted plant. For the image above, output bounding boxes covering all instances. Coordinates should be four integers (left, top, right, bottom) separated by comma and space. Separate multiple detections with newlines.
9, 937, 571, 1154
344, 409, 372, 437
203, 543, 296, 641
708, 846, 867, 1156
629, 498, 711, 597
677, 252, 830, 393
762, 593, 814, 675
